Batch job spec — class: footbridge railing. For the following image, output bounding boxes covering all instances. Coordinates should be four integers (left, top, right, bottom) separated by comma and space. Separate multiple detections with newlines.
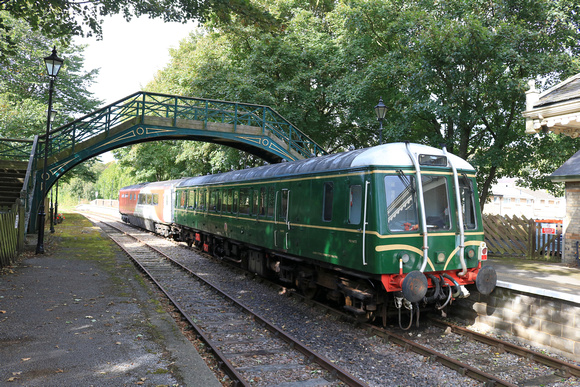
46, 91, 327, 162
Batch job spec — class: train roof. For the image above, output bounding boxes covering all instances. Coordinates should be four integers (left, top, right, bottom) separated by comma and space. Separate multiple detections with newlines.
120, 179, 185, 191
177, 143, 475, 187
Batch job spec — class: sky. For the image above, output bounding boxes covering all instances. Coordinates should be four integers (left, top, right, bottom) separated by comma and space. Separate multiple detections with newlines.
75, 14, 197, 105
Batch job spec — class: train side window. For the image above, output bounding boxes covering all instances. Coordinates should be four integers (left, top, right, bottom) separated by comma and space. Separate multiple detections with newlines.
251, 189, 259, 216
209, 190, 217, 212
199, 189, 206, 211
233, 190, 239, 214
239, 188, 250, 214
146, 194, 152, 205
279, 189, 289, 220
152, 193, 159, 206
217, 189, 223, 213
422, 175, 451, 230
226, 189, 232, 213
460, 176, 477, 230
179, 191, 187, 209
385, 175, 419, 232
349, 185, 362, 224
267, 187, 275, 218
259, 187, 266, 216
322, 182, 333, 222
138, 194, 143, 204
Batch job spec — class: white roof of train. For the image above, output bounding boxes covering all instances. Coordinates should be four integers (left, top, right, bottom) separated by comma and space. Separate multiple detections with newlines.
176, 143, 475, 187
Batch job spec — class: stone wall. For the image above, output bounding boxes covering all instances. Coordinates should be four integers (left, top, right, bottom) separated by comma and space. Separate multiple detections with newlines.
563, 181, 580, 265
452, 283, 580, 360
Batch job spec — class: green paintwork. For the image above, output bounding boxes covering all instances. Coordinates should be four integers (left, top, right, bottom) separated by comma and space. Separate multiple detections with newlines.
174, 165, 484, 276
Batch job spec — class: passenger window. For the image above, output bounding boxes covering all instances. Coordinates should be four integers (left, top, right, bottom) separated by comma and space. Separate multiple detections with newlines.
188, 190, 196, 210
267, 187, 275, 218
251, 189, 259, 216
259, 187, 266, 216
179, 191, 187, 209
349, 185, 362, 224
209, 190, 217, 212
279, 189, 289, 220
322, 182, 333, 222
199, 190, 206, 211
146, 194, 152, 205
239, 188, 250, 214
152, 193, 159, 206
233, 190, 239, 214
226, 189, 232, 213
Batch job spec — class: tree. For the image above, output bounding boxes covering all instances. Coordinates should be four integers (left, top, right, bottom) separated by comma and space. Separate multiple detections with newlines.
124, 0, 580, 210
0, 12, 101, 139
336, 0, 580, 205
0, 0, 275, 63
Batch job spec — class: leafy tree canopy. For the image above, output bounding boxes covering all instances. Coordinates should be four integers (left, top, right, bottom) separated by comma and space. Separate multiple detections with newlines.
143, 0, 580, 208
0, 0, 275, 63
0, 12, 102, 183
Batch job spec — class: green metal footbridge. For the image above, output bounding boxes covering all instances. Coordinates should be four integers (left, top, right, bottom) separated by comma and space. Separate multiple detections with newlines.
0, 91, 327, 236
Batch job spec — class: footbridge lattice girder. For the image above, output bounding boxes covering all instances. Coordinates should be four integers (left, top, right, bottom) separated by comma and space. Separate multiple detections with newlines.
1, 92, 327, 231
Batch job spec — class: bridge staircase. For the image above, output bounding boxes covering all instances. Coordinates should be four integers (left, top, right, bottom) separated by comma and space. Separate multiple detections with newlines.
0, 161, 27, 209
0, 138, 37, 267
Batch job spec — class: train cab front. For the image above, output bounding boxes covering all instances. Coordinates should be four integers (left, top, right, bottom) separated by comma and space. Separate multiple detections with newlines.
378, 143, 497, 327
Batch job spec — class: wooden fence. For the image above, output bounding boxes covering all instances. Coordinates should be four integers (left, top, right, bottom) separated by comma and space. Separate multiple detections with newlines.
0, 202, 26, 267
483, 214, 563, 260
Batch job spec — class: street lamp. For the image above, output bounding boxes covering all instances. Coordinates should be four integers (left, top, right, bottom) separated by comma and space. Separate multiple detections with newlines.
36, 47, 63, 254
374, 97, 387, 145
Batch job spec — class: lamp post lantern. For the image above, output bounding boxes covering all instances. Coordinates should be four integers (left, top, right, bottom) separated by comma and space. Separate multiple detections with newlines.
374, 97, 387, 145
36, 47, 63, 254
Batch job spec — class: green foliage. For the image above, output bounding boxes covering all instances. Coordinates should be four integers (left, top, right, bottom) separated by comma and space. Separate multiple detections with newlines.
6, 0, 580, 209
144, 0, 580, 207
0, 12, 101, 139
0, 0, 276, 63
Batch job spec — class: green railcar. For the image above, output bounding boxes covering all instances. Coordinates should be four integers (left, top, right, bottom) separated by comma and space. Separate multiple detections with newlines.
170, 143, 495, 326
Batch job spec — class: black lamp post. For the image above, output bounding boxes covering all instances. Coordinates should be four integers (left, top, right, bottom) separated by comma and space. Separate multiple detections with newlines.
374, 97, 387, 145
36, 47, 63, 254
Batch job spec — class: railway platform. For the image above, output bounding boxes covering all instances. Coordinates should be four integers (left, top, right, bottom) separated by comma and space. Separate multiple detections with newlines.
0, 212, 222, 386
485, 257, 580, 305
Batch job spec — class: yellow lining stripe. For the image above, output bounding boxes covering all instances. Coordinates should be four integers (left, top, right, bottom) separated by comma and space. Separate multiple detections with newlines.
175, 209, 485, 239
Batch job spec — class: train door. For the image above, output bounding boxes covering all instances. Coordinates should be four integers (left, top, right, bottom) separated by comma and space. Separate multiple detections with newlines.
274, 189, 290, 249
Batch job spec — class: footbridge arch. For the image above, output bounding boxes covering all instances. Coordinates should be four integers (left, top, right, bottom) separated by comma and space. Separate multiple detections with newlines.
28, 91, 327, 230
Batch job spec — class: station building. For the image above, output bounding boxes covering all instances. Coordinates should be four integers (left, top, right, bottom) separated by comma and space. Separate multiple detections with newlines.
484, 177, 565, 220
522, 74, 580, 264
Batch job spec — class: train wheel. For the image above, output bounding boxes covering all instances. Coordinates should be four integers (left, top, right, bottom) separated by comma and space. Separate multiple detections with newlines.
186, 240, 193, 248
381, 303, 388, 327
356, 311, 375, 323
301, 285, 318, 300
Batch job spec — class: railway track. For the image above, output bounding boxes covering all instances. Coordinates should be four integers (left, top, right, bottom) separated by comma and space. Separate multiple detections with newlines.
85, 212, 366, 387
80, 208, 579, 386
